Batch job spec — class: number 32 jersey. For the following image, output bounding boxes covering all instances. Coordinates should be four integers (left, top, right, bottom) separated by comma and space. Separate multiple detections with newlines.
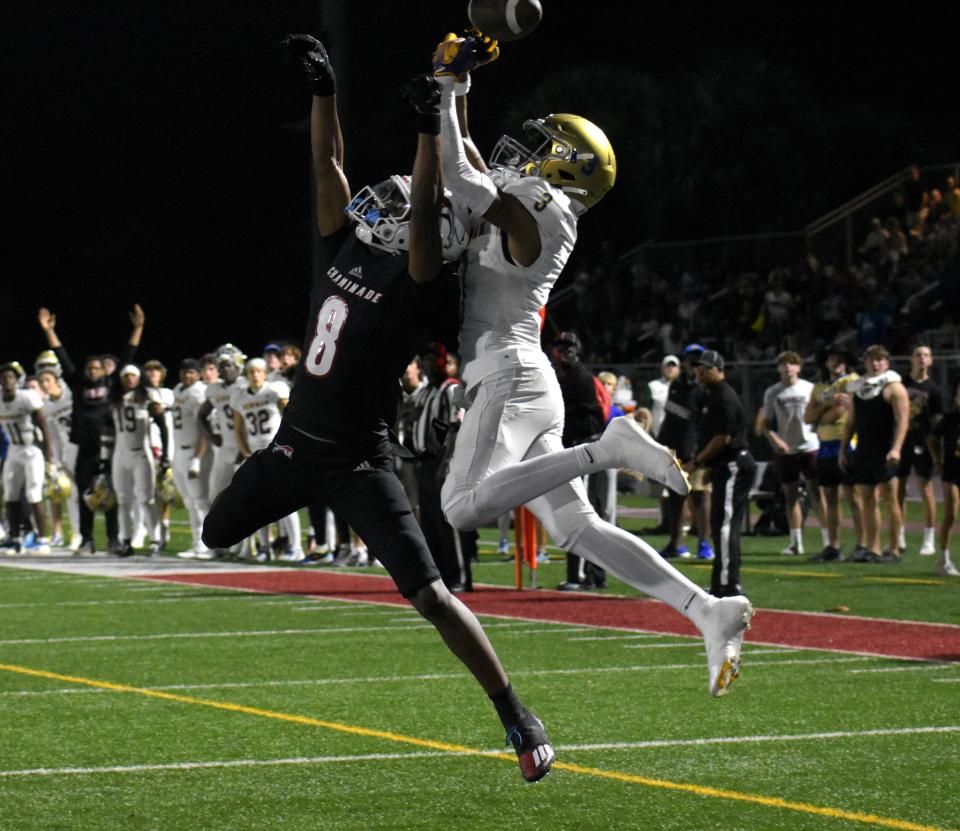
284, 225, 447, 445
230, 381, 290, 452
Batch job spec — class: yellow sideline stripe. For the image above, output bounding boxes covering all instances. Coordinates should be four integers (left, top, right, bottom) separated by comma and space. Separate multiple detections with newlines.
0, 662, 952, 831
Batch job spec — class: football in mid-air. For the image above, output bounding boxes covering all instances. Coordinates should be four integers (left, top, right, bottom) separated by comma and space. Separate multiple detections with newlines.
468, 0, 543, 41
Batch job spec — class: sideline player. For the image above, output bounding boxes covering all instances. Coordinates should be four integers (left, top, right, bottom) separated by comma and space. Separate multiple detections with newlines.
428, 33, 754, 699
104, 365, 169, 555
36, 357, 82, 550
896, 345, 942, 555
0, 362, 54, 554
171, 359, 211, 559
840, 345, 910, 562
231, 357, 302, 560
203, 35, 553, 782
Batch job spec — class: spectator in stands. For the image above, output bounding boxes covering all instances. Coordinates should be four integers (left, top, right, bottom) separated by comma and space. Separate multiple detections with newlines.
804, 348, 864, 561
758, 351, 827, 557
903, 165, 924, 233
928, 378, 960, 576
859, 217, 888, 264
840, 345, 909, 563
897, 344, 943, 556
945, 176, 960, 219
762, 268, 794, 342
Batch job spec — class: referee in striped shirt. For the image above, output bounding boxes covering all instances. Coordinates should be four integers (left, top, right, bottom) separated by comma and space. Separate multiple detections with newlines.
684, 350, 755, 597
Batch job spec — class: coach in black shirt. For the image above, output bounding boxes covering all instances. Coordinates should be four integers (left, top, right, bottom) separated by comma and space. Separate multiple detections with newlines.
684, 350, 755, 597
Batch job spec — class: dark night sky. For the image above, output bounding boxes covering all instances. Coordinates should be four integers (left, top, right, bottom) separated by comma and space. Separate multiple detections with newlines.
4, 2, 954, 370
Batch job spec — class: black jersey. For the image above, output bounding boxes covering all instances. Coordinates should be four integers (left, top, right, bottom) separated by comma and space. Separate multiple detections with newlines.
658, 374, 701, 461
283, 226, 447, 445
904, 376, 943, 439
698, 380, 748, 465
933, 410, 960, 483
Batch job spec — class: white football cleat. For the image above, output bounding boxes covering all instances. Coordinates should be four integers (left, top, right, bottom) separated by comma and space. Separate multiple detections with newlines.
177, 550, 198, 559
918, 543, 936, 556
698, 595, 755, 697
936, 561, 959, 577
598, 416, 689, 495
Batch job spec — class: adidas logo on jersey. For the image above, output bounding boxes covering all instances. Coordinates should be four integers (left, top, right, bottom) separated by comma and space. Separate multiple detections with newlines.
353, 460, 373, 472
348, 266, 363, 280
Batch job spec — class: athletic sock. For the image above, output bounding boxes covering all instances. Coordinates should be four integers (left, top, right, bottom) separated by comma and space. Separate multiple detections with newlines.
821, 528, 830, 547
490, 683, 524, 729
791, 528, 804, 551
923, 528, 935, 547
573, 520, 709, 624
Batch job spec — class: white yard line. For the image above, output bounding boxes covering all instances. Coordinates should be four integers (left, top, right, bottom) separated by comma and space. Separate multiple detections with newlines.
2, 725, 957, 779
848, 665, 959, 674
0, 655, 877, 698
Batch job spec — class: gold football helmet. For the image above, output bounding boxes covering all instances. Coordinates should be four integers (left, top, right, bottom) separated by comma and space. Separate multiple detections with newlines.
489, 113, 616, 211
83, 474, 117, 513
45, 465, 73, 503
157, 466, 182, 507
35, 350, 62, 377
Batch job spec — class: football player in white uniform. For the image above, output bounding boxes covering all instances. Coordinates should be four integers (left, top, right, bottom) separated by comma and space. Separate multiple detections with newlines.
37, 359, 82, 550
171, 359, 211, 559
143, 360, 176, 547
0, 361, 53, 554
429, 34, 753, 698
231, 358, 302, 560
197, 346, 247, 553
104, 365, 168, 555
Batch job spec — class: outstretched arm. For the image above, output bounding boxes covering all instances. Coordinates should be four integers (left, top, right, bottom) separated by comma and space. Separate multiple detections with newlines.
433, 35, 541, 266
282, 34, 349, 236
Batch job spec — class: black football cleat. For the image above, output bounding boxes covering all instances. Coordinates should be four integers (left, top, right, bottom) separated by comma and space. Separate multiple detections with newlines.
505, 709, 555, 783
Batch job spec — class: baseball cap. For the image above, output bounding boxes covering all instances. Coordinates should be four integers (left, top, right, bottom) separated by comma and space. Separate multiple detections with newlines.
682, 343, 705, 356
143, 359, 166, 371
180, 358, 201, 372
262, 343, 282, 354
662, 355, 680, 367
693, 349, 725, 371
119, 364, 141, 378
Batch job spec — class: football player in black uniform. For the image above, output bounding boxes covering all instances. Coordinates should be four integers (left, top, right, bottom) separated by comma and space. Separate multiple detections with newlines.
203, 35, 553, 783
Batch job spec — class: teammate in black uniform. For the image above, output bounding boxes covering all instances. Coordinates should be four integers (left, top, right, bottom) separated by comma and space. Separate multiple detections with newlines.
685, 350, 756, 597
203, 35, 553, 783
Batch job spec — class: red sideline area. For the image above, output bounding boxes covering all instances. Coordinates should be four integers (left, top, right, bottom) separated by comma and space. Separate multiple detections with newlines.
143, 570, 960, 663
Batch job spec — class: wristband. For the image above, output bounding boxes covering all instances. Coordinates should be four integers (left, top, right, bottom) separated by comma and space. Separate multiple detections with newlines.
454, 75, 471, 96
416, 112, 442, 135
189, 457, 201, 475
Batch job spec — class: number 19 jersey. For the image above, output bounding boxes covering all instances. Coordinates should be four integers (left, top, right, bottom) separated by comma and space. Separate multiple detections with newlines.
284, 226, 446, 445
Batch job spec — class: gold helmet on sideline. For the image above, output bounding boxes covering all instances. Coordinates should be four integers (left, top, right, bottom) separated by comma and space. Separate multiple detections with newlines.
157, 466, 181, 507
44, 464, 73, 504
35, 350, 62, 378
83, 473, 117, 512
489, 113, 616, 211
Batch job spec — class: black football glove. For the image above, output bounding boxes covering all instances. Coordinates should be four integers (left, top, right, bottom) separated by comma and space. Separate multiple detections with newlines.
400, 75, 441, 135
281, 34, 336, 97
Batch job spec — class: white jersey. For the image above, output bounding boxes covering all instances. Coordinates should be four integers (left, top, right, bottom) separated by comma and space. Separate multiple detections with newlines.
112, 388, 163, 454
230, 381, 289, 452
761, 379, 819, 453
41, 387, 74, 460
205, 379, 246, 452
172, 381, 207, 452
0, 389, 44, 449
459, 174, 577, 389
147, 386, 175, 459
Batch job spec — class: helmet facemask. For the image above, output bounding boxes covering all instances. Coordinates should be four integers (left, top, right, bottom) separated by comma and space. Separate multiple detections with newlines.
347, 175, 470, 262
489, 115, 613, 212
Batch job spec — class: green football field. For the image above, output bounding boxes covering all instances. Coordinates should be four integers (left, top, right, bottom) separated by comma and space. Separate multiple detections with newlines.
1, 498, 958, 831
